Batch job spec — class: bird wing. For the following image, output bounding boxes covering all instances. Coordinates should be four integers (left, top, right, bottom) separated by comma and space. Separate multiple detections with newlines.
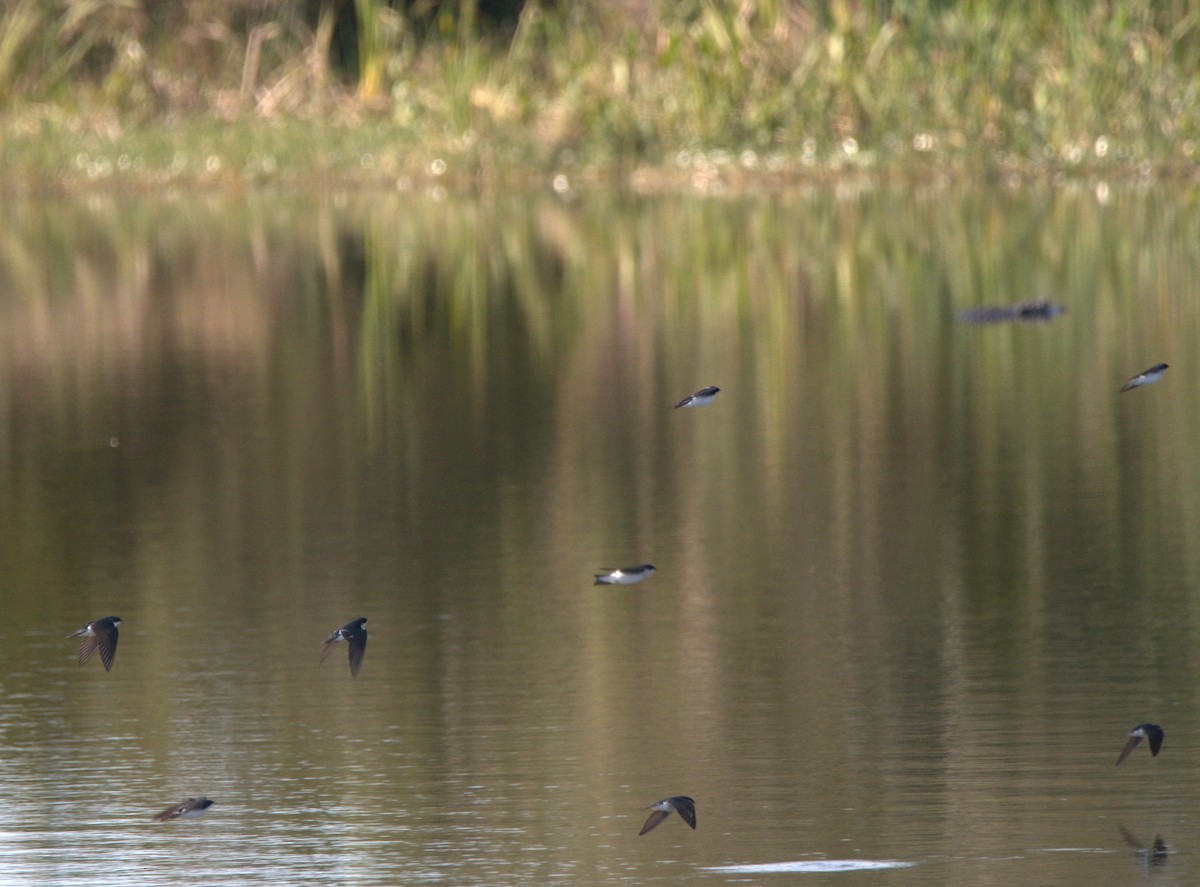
672, 797, 697, 829
348, 632, 367, 678
319, 638, 340, 664
76, 634, 99, 667
96, 625, 118, 672
639, 809, 671, 835
1116, 734, 1143, 766
153, 799, 189, 821
1147, 726, 1164, 756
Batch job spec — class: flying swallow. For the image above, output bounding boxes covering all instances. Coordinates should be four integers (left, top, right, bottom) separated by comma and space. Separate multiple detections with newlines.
67, 616, 122, 671
593, 564, 656, 586
1120, 364, 1169, 392
153, 797, 214, 821
320, 618, 368, 677
673, 386, 720, 409
1116, 723, 1164, 765
639, 796, 697, 835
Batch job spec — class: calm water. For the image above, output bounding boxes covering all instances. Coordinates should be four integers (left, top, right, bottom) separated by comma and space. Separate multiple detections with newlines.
1, 185, 1199, 885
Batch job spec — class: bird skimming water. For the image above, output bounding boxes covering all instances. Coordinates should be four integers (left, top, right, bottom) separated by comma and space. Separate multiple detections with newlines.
639, 796, 696, 835
673, 386, 720, 409
1116, 723, 1164, 766
320, 618, 368, 677
67, 617, 122, 672
153, 797, 214, 821
1120, 364, 1168, 392
593, 565, 656, 586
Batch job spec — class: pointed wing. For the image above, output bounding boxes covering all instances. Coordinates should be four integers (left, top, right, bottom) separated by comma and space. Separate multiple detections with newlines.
348, 632, 366, 677
153, 799, 190, 821
96, 624, 118, 671
1116, 734, 1143, 766
639, 809, 670, 835
1147, 726, 1164, 756
77, 635, 99, 667
319, 639, 339, 664
671, 797, 697, 829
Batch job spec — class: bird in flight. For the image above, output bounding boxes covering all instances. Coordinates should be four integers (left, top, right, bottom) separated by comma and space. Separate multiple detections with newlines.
639, 796, 696, 835
673, 386, 720, 408
1120, 364, 1168, 392
67, 616, 122, 672
594, 565, 656, 586
153, 797, 214, 821
321, 618, 368, 677
1116, 723, 1164, 766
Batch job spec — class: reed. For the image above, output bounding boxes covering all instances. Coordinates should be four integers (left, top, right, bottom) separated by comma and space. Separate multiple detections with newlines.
2, 1, 1199, 187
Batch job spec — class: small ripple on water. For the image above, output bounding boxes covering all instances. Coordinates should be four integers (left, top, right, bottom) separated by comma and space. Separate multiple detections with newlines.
704, 859, 917, 873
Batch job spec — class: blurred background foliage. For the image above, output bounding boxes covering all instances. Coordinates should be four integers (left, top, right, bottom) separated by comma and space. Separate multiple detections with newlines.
2, 1, 1199, 179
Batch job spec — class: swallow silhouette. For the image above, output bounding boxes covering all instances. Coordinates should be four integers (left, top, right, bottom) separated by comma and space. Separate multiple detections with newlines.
67, 617, 122, 672
639, 796, 696, 835
320, 618, 368, 677
673, 386, 720, 409
1116, 723, 1164, 765
593, 565, 656, 586
153, 797, 214, 821
1120, 364, 1168, 392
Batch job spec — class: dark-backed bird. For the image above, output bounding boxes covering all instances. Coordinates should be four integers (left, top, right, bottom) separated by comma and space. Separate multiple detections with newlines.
1120, 364, 1168, 392
673, 386, 720, 409
639, 796, 696, 835
1116, 723, 1164, 766
594, 565, 656, 586
153, 797, 214, 821
67, 616, 122, 672
320, 618, 368, 677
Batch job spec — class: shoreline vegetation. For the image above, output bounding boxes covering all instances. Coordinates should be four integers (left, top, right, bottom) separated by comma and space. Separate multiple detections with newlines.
2, 0, 1200, 193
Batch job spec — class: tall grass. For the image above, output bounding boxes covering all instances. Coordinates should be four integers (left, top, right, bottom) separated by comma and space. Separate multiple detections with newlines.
0, 0, 141, 106
2, 1, 1199, 185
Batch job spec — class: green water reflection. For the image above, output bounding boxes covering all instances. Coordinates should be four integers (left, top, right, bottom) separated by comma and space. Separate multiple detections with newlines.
1, 186, 1199, 885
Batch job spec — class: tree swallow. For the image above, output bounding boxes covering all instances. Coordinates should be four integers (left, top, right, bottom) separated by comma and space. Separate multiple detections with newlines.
67, 616, 122, 672
320, 618, 368, 677
1116, 723, 1164, 765
153, 797, 214, 821
639, 796, 696, 835
593, 564, 656, 586
673, 386, 720, 408
1120, 364, 1169, 392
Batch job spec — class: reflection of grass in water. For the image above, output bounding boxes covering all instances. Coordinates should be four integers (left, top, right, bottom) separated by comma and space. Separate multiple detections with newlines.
3, 188, 1198, 503
2, 188, 1197, 379
4, 189, 1198, 530
2, 2, 1199, 185
5, 191, 1200, 642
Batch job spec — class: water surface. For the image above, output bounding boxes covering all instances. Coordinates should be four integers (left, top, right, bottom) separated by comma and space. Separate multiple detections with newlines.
1, 185, 1198, 885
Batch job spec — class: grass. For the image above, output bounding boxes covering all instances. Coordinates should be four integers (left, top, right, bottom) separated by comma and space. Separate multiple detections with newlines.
2, 1, 1200, 191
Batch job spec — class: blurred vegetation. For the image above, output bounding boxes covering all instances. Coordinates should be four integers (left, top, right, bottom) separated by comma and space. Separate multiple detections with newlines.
4, 188, 1200, 688
2, 0, 1200, 188
7, 188, 1200, 878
